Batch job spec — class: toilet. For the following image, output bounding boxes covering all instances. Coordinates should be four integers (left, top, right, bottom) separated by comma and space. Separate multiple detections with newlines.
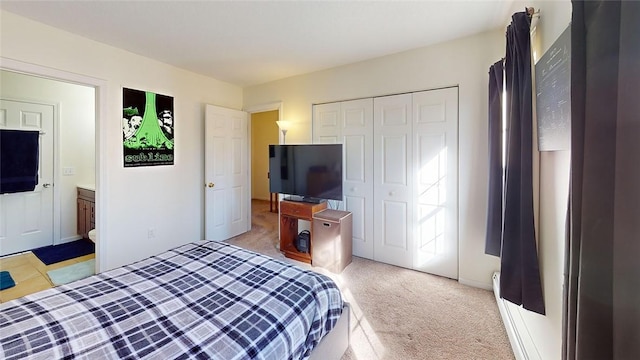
88, 229, 96, 243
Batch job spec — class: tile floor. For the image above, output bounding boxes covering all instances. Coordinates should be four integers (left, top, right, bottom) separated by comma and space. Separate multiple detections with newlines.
0, 252, 95, 303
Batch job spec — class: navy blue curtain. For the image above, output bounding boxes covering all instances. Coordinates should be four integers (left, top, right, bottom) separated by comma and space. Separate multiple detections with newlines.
488, 11, 545, 315
485, 60, 504, 256
565, 1, 640, 358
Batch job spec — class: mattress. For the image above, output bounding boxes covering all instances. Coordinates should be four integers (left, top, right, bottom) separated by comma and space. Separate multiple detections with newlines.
0, 241, 344, 359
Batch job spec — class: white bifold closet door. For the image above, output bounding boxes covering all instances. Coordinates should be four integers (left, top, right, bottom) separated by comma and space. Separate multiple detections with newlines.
313, 99, 374, 259
312, 87, 458, 279
373, 93, 414, 268
411, 88, 458, 278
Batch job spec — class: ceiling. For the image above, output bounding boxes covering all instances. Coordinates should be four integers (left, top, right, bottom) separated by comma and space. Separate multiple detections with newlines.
0, 1, 516, 87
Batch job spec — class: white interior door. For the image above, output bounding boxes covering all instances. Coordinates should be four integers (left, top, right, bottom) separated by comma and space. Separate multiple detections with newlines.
341, 99, 374, 259
204, 104, 249, 241
373, 94, 413, 268
0, 99, 54, 255
413, 88, 458, 279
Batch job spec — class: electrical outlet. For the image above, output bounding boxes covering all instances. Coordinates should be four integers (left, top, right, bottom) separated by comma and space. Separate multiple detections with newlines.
148, 228, 155, 239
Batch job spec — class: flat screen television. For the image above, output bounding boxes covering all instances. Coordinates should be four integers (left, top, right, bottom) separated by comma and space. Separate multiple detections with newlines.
269, 144, 343, 202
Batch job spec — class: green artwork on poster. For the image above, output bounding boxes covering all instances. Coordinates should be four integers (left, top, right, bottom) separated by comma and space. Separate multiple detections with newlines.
122, 88, 174, 167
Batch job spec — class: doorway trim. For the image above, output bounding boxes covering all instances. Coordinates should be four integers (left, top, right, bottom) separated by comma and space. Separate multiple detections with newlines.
1, 57, 108, 272
244, 101, 283, 143
244, 102, 282, 204
243, 101, 283, 115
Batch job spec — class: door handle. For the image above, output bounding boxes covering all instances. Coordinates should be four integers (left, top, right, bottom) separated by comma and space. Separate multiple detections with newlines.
43, 183, 52, 188
208, 183, 215, 188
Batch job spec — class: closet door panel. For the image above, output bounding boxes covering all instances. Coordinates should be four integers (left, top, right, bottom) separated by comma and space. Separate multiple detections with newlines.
373, 93, 413, 268
382, 200, 408, 249
342, 99, 374, 259
344, 135, 366, 182
412, 88, 458, 279
313, 102, 341, 144
382, 135, 408, 186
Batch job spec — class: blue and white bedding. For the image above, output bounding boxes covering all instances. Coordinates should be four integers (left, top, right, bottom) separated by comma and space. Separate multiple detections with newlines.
0, 241, 343, 359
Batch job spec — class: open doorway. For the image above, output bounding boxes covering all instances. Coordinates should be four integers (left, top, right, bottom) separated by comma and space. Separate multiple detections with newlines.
1, 70, 96, 247
250, 110, 279, 205
0, 66, 101, 301
246, 102, 282, 217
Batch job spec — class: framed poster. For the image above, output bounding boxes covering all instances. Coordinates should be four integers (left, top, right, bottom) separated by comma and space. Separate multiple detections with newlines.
122, 87, 174, 167
535, 24, 571, 151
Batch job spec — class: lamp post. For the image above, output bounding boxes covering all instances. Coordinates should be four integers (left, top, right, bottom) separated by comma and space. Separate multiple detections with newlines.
276, 120, 290, 144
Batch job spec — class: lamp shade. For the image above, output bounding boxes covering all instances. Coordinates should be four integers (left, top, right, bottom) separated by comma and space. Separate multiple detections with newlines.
276, 120, 290, 131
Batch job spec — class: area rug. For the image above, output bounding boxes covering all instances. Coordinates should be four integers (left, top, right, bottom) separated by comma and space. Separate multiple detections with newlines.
46, 259, 95, 286
0, 271, 16, 290
32, 239, 95, 265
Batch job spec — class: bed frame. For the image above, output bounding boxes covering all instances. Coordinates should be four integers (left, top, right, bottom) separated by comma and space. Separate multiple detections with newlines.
310, 303, 350, 360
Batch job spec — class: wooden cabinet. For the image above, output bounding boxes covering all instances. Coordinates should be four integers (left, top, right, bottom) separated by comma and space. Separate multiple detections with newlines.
77, 187, 95, 239
279, 201, 353, 272
279, 200, 327, 264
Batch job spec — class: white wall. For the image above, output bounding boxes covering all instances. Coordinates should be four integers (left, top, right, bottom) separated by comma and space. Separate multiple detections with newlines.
244, 29, 505, 288
1, 10, 243, 270
500, 1, 572, 359
1, 70, 95, 244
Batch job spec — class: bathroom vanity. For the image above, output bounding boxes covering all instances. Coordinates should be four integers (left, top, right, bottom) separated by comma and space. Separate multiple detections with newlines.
77, 185, 95, 240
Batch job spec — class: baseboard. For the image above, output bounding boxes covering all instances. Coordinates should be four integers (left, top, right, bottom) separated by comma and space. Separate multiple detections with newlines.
458, 277, 492, 290
493, 272, 540, 360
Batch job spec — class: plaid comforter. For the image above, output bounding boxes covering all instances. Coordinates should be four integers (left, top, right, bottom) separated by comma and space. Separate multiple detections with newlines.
0, 241, 343, 359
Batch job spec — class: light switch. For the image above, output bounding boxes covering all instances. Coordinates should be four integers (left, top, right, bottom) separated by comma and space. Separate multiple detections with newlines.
62, 167, 75, 176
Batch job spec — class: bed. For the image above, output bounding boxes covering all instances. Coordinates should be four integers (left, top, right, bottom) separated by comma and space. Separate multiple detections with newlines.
0, 241, 349, 359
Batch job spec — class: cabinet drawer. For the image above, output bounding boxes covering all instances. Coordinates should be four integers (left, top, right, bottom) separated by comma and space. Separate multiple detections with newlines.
280, 201, 312, 219
280, 200, 327, 220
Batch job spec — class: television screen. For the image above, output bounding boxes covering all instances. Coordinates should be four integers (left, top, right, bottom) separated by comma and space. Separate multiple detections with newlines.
269, 144, 343, 201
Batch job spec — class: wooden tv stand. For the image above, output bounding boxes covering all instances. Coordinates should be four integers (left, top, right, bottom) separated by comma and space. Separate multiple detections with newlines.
279, 200, 327, 264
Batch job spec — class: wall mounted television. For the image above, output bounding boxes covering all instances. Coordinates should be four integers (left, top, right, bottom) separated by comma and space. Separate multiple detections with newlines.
269, 144, 343, 202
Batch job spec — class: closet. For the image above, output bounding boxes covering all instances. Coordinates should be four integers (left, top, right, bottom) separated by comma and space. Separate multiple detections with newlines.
312, 87, 458, 279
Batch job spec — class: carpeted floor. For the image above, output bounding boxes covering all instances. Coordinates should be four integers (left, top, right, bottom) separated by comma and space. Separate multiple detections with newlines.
228, 200, 514, 360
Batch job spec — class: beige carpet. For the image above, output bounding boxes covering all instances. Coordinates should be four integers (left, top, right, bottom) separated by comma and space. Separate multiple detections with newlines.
228, 200, 514, 360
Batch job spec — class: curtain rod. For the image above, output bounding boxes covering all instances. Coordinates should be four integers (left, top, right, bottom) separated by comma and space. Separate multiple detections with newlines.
527, 7, 540, 30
